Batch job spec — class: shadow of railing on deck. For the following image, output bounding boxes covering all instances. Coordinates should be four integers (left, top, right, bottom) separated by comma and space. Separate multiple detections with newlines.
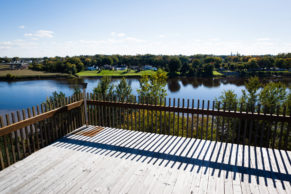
52, 126, 291, 190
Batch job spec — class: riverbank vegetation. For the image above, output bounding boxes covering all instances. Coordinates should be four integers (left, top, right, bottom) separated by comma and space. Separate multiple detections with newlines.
216, 77, 291, 114
76, 69, 156, 77
46, 74, 290, 149
1, 53, 290, 79
0, 69, 71, 80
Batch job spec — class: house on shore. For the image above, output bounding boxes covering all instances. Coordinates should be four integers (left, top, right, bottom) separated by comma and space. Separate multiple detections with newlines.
86, 66, 99, 71
143, 65, 157, 71
114, 65, 127, 71
8, 61, 29, 70
103, 64, 114, 70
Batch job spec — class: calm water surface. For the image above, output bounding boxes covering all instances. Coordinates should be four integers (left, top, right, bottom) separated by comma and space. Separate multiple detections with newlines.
0, 77, 290, 116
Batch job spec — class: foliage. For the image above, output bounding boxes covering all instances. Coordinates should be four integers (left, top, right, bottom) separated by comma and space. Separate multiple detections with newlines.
216, 77, 290, 113
77, 70, 156, 77
73, 87, 81, 96
215, 90, 238, 110
5, 52, 291, 77
115, 77, 133, 101
47, 91, 66, 104
93, 76, 135, 101
243, 76, 261, 106
180, 63, 190, 76
93, 76, 114, 99
259, 82, 287, 112
5, 73, 15, 80
202, 63, 214, 76
168, 57, 182, 74
137, 69, 167, 103
284, 93, 291, 115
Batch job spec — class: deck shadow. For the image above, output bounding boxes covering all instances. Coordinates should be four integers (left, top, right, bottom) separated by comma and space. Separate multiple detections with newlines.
53, 129, 291, 187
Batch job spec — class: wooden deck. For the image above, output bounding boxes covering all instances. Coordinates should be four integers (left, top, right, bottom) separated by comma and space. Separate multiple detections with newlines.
0, 125, 290, 194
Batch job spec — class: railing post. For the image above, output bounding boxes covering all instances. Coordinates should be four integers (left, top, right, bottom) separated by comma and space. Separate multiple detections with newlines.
82, 83, 88, 127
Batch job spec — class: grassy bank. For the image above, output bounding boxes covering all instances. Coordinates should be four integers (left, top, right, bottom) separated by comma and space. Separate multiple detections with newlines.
0, 69, 72, 80
213, 70, 223, 76
77, 70, 156, 77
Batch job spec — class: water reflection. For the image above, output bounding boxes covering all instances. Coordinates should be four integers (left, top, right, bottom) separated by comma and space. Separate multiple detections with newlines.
0, 76, 290, 113
168, 79, 181, 93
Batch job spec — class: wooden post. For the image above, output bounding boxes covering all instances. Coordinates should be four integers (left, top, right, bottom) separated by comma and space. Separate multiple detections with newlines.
82, 83, 88, 127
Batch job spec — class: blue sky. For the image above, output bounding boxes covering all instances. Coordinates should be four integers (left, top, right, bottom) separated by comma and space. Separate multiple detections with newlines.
0, 0, 290, 57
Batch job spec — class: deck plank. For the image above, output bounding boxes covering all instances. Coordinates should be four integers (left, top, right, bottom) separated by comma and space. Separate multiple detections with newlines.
0, 126, 290, 194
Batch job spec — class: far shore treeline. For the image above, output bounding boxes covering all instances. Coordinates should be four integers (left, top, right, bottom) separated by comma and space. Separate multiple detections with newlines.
1, 53, 291, 77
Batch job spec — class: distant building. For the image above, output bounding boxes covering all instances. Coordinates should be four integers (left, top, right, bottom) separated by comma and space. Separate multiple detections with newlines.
86, 66, 97, 71
130, 66, 140, 70
103, 65, 114, 70
114, 65, 127, 71
143, 65, 157, 71
8, 62, 28, 70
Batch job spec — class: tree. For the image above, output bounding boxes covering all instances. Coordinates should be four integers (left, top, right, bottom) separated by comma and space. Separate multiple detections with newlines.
191, 59, 200, 68
257, 57, 274, 69
188, 65, 196, 76
84, 58, 92, 66
111, 55, 119, 65
102, 56, 113, 66
12, 57, 20, 62
73, 87, 81, 96
275, 58, 287, 69
137, 69, 167, 104
68, 57, 84, 72
93, 77, 114, 98
115, 77, 132, 101
168, 57, 181, 74
243, 76, 261, 106
47, 91, 66, 104
180, 63, 190, 76
259, 82, 287, 112
215, 90, 238, 110
284, 93, 291, 115
247, 58, 259, 70
203, 63, 214, 76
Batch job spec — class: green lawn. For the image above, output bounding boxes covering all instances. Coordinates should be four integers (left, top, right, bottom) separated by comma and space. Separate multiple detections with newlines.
77, 70, 156, 77
213, 70, 223, 76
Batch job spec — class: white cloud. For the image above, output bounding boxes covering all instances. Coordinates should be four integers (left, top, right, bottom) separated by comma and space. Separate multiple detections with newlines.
24, 30, 54, 38
117, 33, 125, 37
125, 37, 145, 43
209, 38, 220, 42
1, 32, 291, 57
111, 32, 126, 37
159, 34, 165, 38
0, 39, 38, 50
18, 25, 25, 29
256, 38, 271, 41
108, 32, 145, 43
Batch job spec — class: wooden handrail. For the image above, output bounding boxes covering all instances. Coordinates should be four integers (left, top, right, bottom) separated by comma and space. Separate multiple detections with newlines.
0, 100, 83, 136
87, 100, 291, 123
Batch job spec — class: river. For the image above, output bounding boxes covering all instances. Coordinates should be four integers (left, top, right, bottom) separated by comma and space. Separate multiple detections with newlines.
0, 77, 290, 116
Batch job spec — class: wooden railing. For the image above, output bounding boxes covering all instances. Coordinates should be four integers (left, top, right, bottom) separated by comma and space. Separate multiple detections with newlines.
0, 94, 84, 170
0, 92, 290, 171
86, 94, 291, 151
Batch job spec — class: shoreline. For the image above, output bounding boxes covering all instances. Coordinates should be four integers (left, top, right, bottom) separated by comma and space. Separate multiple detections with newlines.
0, 74, 75, 81
0, 70, 290, 81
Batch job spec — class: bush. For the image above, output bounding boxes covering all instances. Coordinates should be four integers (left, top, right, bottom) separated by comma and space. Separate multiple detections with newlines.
6, 73, 15, 80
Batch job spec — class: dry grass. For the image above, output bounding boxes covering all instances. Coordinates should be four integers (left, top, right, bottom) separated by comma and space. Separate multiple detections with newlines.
0, 69, 70, 78
0, 64, 10, 70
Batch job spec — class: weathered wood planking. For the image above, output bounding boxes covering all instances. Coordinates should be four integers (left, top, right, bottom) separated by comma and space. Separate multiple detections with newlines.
0, 126, 290, 194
